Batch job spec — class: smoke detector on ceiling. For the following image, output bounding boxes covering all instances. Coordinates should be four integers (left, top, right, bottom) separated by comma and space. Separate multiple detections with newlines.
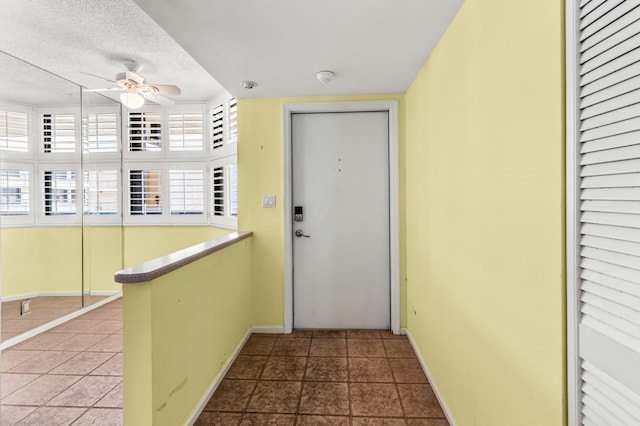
316, 70, 335, 84
242, 81, 258, 89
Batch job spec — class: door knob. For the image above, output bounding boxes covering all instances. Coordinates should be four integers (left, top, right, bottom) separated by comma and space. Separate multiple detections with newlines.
295, 229, 310, 238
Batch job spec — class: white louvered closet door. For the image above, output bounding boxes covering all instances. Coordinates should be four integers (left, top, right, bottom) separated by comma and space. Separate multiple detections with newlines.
577, 0, 640, 424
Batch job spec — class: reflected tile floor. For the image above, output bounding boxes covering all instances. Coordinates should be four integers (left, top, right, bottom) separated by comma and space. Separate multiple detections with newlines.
1, 298, 122, 425
196, 330, 450, 426
1, 296, 109, 342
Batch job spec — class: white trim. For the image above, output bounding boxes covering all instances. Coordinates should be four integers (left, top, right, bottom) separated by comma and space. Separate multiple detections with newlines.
185, 327, 252, 426
282, 100, 401, 334
1, 291, 119, 301
566, 0, 581, 425
0, 292, 122, 350
405, 329, 457, 426
251, 325, 285, 334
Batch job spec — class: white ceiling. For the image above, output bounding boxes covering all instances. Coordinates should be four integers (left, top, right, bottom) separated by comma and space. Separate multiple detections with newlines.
133, 0, 464, 98
0, 0, 463, 105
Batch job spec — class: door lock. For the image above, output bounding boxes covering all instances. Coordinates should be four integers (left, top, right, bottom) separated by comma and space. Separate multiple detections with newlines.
295, 229, 310, 238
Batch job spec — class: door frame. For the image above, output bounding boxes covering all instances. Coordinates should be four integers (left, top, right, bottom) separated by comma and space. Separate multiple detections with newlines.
565, 1, 581, 424
282, 100, 400, 334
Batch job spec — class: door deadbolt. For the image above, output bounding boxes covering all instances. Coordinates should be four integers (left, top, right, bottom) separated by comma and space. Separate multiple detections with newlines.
295, 229, 310, 238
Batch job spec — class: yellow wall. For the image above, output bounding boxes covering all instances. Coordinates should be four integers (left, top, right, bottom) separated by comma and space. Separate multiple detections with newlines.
123, 236, 252, 425
237, 94, 406, 327
1, 226, 231, 298
122, 226, 230, 267
404, 0, 565, 425
1, 227, 82, 297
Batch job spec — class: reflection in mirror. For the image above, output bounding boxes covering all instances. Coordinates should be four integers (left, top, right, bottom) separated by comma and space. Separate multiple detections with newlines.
81, 90, 124, 309
0, 51, 123, 343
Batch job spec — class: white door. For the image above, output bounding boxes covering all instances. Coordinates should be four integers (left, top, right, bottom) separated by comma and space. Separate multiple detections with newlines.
569, 0, 640, 423
292, 111, 390, 329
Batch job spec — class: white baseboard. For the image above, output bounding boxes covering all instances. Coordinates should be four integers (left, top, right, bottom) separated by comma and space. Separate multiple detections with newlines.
2, 291, 120, 302
404, 328, 457, 426
0, 292, 123, 350
252, 325, 285, 334
185, 327, 253, 426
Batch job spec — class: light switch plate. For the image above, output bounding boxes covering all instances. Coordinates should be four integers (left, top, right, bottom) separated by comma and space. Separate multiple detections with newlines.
262, 194, 276, 208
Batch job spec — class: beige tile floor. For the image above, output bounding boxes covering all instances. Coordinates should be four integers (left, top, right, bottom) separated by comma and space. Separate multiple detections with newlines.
196, 330, 450, 425
2, 296, 108, 342
1, 298, 122, 425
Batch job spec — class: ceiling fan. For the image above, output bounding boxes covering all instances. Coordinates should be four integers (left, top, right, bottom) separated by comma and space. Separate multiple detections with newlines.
84, 60, 181, 109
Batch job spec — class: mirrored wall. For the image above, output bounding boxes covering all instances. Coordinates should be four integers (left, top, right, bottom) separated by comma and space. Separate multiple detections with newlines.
0, 52, 123, 343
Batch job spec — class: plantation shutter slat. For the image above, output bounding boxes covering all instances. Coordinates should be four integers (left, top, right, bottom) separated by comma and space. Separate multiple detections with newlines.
577, 0, 640, 422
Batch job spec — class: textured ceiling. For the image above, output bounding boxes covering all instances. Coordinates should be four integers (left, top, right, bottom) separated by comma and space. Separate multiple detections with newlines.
0, 0, 224, 106
1, 0, 463, 106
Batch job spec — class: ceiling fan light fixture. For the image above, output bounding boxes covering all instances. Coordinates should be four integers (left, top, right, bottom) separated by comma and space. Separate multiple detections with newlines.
120, 88, 144, 109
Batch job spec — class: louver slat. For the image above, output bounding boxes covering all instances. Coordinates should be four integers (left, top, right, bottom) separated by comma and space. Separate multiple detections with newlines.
581, 5, 640, 52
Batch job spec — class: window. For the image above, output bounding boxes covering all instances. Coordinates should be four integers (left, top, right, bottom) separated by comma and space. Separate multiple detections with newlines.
83, 169, 118, 215
85, 113, 118, 153
128, 111, 161, 152
207, 94, 238, 228
0, 169, 29, 215
43, 170, 76, 215
169, 111, 203, 151
170, 168, 204, 215
228, 98, 237, 144
210, 104, 224, 150
43, 113, 75, 153
0, 110, 29, 152
229, 164, 238, 217
129, 168, 162, 215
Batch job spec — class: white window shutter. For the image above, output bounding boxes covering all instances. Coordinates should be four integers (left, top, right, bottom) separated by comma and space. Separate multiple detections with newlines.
43, 170, 77, 215
0, 111, 29, 152
43, 113, 75, 153
576, 0, 640, 423
83, 169, 118, 215
128, 111, 162, 152
129, 168, 162, 215
210, 104, 224, 150
0, 169, 29, 215
169, 168, 204, 215
85, 113, 118, 153
169, 111, 203, 151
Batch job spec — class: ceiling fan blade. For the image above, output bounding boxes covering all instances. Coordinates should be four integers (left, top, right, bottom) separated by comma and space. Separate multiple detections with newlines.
83, 87, 124, 92
125, 71, 145, 86
80, 71, 118, 84
143, 92, 175, 107
147, 84, 181, 95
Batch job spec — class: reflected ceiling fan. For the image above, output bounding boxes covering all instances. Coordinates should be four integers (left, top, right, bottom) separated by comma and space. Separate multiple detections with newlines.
84, 60, 181, 109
